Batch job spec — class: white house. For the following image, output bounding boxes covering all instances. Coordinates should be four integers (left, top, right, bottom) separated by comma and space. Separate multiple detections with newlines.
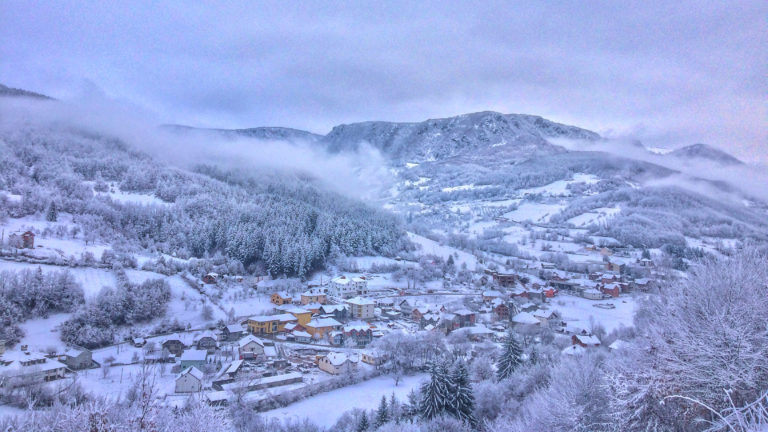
329, 276, 368, 299
175, 367, 204, 393
318, 352, 359, 375
345, 296, 375, 319
0, 351, 68, 385
238, 335, 265, 359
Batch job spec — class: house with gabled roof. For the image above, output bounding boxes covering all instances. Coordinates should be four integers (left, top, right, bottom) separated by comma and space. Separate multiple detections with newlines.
318, 352, 358, 375
175, 366, 204, 393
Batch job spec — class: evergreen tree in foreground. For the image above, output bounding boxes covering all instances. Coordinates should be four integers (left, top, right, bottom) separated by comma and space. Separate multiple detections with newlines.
420, 361, 453, 420
374, 395, 389, 428
357, 412, 369, 432
496, 333, 522, 381
449, 360, 477, 427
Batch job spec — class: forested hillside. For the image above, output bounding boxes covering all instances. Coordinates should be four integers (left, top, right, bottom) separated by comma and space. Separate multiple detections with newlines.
0, 126, 407, 277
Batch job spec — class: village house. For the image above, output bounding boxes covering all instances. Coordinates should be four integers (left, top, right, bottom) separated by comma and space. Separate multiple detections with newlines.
221, 324, 245, 342
453, 309, 476, 328
328, 330, 344, 346
59, 347, 93, 370
303, 302, 324, 314
511, 311, 541, 327
220, 372, 303, 393
243, 314, 297, 335
318, 352, 358, 375
319, 304, 349, 321
420, 312, 441, 329
360, 350, 385, 367
345, 296, 375, 320
202, 273, 218, 285
328, 275, 369, 299
601, 283, 621, 298
582, 288, 604, 300
291, 330, 313, 344
238, 335, 265, 359
572, 334, 601, 348
532, 309, 560, 326
180, 349, 208, 370
175, 366, 204, 393
161, 335, 186, 357
0, 351, 68, 385
482, 290, 503, 303
304, 317, 342, 339
493, 300, 510, 321
278, 306, 313, 326
633, 278, 651, 291
8, 231, 35, 249
301, 289, 327, 305
194, 331, 218, 353
270, 291, 293, 306
131, 337, 146, 347
343, 321, 373, 347
486, 270, 518, 287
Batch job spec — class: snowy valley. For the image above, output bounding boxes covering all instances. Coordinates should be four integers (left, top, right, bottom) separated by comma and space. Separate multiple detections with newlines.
0, 82, 767, 432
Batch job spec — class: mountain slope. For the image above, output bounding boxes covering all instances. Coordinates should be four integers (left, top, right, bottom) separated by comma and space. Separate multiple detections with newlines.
0, 83, 54, 100
321, 111, 600, 162
669, 143, 743, 165
161, 124, 322, 142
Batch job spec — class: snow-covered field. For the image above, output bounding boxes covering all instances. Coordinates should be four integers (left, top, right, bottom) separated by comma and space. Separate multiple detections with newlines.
516, 173, 600, 197
504, 202, 565, 223
552, 294, 639, 333
567, 206, 620, 227
263, 374, 427, 428
407, 232, 478, 269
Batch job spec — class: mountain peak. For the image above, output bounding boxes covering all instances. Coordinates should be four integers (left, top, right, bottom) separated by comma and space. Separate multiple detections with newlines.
322, 111, 600, 161
670, 143, 743, 165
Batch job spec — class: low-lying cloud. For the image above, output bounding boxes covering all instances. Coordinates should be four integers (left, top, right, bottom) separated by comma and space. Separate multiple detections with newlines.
0, 95, 395, 201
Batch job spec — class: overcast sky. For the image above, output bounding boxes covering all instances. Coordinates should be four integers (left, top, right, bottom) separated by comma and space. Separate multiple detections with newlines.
2, 1, 766, 162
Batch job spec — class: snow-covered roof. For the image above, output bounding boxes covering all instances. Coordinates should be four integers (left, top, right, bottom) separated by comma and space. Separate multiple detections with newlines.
224, 360, 243, 375
574, 334, 601, 345
180, 350, 207, 361
238, 335, 264, 348
609, 340, 629, 350
533, 309, 557, 319
320, 304, 348, 313
344, 321, 371, 332
325, 352, 357, 366
453, 308, 474, 316
483, 290, 502, 297
0, 352, 67, 376
206, 391, 229, 403
178, 366, 204, 381
584, 288, 603, 295
246, 313, 297, 323
307, 317, 342, 328
263, 346, 278, 358
332, 276, 350, 285
345, 296, 374, 306
225, 324, 244, 333
280, 306, 312, 315
293, 331, 312, 338
634, 278, 650, 285
512, 312, 540, 325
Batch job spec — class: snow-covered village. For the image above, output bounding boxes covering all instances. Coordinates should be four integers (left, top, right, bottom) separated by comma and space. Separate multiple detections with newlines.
1, 3, 767, 432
